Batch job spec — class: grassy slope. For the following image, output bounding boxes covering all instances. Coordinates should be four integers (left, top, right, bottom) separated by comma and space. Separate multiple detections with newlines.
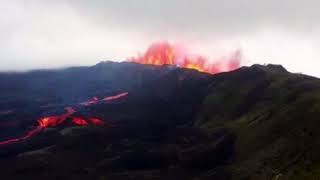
196, 65, 320, 179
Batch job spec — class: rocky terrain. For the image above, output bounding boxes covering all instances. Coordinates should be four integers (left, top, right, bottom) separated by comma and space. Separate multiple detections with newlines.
0, 62, 320, 180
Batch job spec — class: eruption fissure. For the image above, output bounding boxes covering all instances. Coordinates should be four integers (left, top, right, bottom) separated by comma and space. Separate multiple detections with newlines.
128, 41, 241, 74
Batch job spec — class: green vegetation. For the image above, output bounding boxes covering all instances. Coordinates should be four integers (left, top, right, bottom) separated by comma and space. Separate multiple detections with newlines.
195, 65, 320, 179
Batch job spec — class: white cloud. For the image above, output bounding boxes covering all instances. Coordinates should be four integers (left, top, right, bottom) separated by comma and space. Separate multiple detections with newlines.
0, 0, 320, 77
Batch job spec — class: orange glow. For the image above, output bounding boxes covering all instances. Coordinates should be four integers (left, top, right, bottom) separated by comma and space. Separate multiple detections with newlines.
37, 107, 76, 128
38, 116, 62, 128
128, 41, 241, 74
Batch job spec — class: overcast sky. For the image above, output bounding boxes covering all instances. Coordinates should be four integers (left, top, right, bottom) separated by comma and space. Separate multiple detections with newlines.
1, 0, 320, 77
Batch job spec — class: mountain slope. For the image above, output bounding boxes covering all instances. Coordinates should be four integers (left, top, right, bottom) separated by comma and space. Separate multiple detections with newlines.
0, 62, 320, 179
196, 64, 320, 179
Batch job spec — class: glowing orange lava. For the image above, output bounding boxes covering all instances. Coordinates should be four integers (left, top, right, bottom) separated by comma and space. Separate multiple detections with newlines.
0, 92, 128, 145
37, 107, 76, 128
128, 41, 241, 74
72, 117, 89, 126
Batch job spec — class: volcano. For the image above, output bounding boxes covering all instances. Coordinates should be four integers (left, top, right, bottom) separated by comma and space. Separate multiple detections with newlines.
0, 62, 319, 180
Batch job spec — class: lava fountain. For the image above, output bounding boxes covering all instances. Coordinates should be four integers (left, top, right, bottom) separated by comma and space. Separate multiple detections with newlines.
128, 41, 242, 74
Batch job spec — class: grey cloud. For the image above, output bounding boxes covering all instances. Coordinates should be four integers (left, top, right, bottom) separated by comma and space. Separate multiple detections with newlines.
0, 0, 320, 76
66, 0, 320, 34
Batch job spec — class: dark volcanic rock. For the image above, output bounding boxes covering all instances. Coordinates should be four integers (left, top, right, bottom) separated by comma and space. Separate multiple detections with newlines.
0, 62, 319, 180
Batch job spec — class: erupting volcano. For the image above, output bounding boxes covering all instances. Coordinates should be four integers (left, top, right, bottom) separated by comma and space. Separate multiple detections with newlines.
128, 41, 241, 74
0, 92, 128, 145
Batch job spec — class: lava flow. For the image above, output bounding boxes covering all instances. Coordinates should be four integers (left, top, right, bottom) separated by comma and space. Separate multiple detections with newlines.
72, 117, 105, 126
103, 92, 129, 101
0, 92, 128, 145
37, 107, 76, 128
80, 97, 99, 106
128, 41, 241, 74
72, 117, 89, 126
88, 117, 105, 126
80, 92, 128, 106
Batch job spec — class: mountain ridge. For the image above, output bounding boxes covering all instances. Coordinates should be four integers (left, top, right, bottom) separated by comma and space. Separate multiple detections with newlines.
0, 62, 319, 180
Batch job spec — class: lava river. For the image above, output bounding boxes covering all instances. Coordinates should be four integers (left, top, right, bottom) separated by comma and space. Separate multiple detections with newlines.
0, 92, 128, 145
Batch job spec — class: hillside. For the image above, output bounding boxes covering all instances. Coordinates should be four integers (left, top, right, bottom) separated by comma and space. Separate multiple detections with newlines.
0, 62, 319, 180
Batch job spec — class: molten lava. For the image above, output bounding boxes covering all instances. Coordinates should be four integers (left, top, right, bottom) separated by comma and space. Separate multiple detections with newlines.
0, 92, 128, 145
0, 127, 43, 145
37, 107, 76, 128
80, 92, 129, 106
128, 41, 241, 74
103, 92, 129, 101
80, 97, 99, 106
72, 117, 89, 126
88, 117, 105, 126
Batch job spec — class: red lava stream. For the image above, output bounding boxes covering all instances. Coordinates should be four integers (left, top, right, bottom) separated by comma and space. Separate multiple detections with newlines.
0, 92, 128, 145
